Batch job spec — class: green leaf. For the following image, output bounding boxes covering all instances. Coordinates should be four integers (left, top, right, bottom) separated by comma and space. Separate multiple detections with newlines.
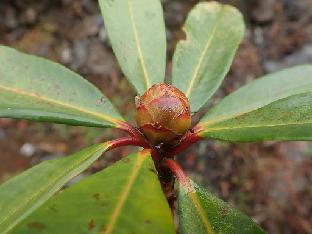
0, 143, 110, 234
0, 46, 124, 128
172, 1, 245, 112
11, 150, 176, 234
99, 0, 166, 94
178, 180, 264, 234
198, 65, 312, 142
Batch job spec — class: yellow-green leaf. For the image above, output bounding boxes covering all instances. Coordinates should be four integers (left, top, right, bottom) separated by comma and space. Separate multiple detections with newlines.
0, 143, 110, 234
198, 65, 312, 142
178, 180, 265, 234
11, 150, 175, 234
99, 0, 166, 94
172, 1, 245, 112
0, 46, 123, 128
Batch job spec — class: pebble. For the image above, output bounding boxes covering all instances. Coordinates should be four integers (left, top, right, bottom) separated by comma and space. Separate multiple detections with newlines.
264, 43, 312, 72
20, 143, 36, 157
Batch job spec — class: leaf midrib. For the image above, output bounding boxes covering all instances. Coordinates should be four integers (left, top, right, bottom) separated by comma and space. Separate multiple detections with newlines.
185, 5, 224, 98
201, 121, 312, 134
104, 151, 149, 234
128, 0, 151, 91
188, 192, 215, 234
200, 91, 312, 128
0, 84, 121, 126
0, 143, 108, 234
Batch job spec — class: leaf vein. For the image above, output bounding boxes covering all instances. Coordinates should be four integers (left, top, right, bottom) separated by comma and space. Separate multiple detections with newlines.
200, 91, 312, 127
0, 85, 121, 125
201, 121, 312, 133
189, 192, 215, 234
103, 151, 148, 234
185, 6, 223, 97
0, 143, 107, 233
128, 0, 151, 91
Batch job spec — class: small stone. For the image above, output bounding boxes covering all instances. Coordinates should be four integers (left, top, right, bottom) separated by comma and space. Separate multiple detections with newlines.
20, 143, 36, 157
61, 47, 73, 64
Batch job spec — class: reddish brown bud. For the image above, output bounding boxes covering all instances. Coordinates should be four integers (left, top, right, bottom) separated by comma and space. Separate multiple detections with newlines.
135, 83, 191, 145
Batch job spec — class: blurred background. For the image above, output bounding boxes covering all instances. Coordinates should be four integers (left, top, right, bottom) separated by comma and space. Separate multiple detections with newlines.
0, 0, 311, 233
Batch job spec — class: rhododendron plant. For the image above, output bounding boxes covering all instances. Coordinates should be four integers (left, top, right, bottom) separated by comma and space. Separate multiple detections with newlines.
0, 0, 311, 233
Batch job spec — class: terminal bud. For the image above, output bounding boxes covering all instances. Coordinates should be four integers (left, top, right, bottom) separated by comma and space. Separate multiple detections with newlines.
135, 83, 191, 145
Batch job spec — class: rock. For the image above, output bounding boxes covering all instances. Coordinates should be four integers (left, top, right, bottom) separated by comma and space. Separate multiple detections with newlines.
264, 43, 312, 72
20, 7, 37, 25
71, 39, 88, 69
4, 6, 18, 29
0, 129, 6, 140
164, 1, 184, 28
249, 0, 276, 24
20, 143, 36, 157
85, 40, 117, 75
82, 15, 103, 37
60, 46, 73, 64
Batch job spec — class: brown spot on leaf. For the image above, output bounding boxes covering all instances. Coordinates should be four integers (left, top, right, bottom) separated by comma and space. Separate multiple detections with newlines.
122, 157, 131, 163
27, 222, 46, 231
88, 219, 95, 231
144, 219, 151, 224
101, 224, 107, 232
48, 204, 58, 213
93, 193, 100, 201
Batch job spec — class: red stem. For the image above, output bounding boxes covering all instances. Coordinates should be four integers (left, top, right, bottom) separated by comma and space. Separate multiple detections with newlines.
167, 125, 203, 156
116, 122, 203, 160
115, 122, 162, 162
117, 121, 144, 139
150, 148, 161, 162
117, 121, 151, 144
107, 137, 148, 150
164, 159, 193, 192
107, 137, 161, 162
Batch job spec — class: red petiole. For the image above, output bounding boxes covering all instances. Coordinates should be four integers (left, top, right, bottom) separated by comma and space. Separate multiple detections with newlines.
167, 125, 203, 157
112, 122, 201, 204
107, 136, 162, 162
164, 158, 193, 192
117, 121, 146, 141
115, 121, 203, 160
107, 137, 149, 150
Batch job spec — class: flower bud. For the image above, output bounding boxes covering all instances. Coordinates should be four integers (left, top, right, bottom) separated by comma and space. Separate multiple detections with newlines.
135, 83, 191, 145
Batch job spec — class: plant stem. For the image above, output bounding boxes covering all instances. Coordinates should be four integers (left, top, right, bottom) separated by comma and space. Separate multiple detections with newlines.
167, 125, 203, 157
159, 159, 193, 214
112, 123, 200, 213
117, 121, 164, 162
156, 157, 176, 212
117, 121, 146, 140
107, 136, 163, 163
156, 158, 193, 213
114, 122, 202, 209
107, 137, 147, 151
150, 148, 161, 162
164, 159, 193, 192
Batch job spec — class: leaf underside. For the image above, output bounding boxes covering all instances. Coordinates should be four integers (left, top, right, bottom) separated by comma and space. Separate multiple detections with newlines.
0, 46, 123, 128
99, 0, 167, 94
199, 65, 312, 142
172, 1, 245, 112
0, 143, 110, 234
11, 151, 175, 234
178, 180, 265, 234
